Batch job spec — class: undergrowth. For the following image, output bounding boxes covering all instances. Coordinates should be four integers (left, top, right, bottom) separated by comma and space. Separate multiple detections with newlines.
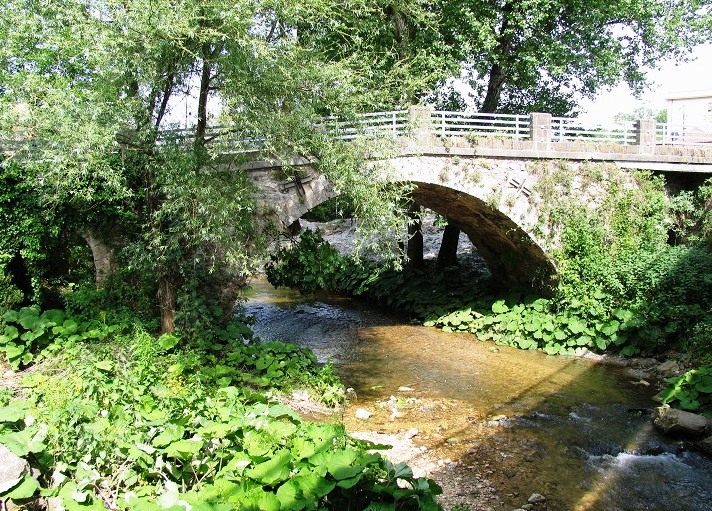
0, 307, 443, 510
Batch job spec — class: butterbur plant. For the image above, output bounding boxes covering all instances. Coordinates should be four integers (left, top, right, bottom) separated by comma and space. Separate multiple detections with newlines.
661, 365, 712, 415
0, 307, 119, 369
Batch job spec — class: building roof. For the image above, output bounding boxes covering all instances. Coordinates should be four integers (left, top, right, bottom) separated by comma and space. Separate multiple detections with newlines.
666, 89, 712, 101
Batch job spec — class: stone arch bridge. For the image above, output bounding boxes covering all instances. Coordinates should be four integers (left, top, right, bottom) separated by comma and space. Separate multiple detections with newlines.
241, 108, 712, 289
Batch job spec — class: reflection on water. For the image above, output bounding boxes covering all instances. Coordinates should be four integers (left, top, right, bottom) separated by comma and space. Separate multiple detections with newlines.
244, 277, 712, 511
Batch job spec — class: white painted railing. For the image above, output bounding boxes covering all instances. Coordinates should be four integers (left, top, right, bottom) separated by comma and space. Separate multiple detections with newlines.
431, 111, 530, 138
656, 123, 712, 146
316, 110, 410, 140
551, 117, 637, 144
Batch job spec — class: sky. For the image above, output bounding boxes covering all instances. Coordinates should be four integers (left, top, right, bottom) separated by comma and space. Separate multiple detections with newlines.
578, 43, 712, 124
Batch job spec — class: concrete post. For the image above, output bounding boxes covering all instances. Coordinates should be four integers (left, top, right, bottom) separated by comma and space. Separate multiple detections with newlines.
635, 119, 657, 155
408, 106, 433, 140
529, 113, 552, 151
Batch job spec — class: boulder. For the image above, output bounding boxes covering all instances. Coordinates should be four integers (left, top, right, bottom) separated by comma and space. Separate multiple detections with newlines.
656, 360, 681, 374
0, 443, 29, 494
653, 406, 710, 437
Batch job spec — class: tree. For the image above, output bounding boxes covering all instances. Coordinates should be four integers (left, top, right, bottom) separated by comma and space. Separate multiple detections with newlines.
295, 0, 462, 107
0, 0, 413, 333
615, 107, 668, 125
441, 0, 711, 114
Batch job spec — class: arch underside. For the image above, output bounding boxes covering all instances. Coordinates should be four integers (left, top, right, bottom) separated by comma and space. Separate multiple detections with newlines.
269, 170, 556, 290
410, 182, 554, 289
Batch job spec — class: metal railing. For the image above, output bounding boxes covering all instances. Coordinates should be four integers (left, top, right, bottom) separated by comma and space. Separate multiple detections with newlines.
315, 110, 409, 140
5, 110, 712, 155
431, 111, 530, 138
551, 117, 637, 144
656, 123, 712, 146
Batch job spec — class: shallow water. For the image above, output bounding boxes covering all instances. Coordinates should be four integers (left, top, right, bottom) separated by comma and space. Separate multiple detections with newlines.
244, 277, 712, 511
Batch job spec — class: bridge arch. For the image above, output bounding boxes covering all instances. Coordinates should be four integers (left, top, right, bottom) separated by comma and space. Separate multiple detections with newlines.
251, 156, 556, 290
407, 181, 554, 288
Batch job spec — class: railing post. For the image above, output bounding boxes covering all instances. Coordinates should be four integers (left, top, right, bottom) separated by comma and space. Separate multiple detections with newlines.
408, 106, 433, 140
529, 112, 552, 150
635, 119, 657, 154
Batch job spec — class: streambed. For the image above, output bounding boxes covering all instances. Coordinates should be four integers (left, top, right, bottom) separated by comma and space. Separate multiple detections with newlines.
244, 277, 712, 511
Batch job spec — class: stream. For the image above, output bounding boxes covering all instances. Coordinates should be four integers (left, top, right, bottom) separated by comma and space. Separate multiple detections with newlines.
244, 277, 712, 511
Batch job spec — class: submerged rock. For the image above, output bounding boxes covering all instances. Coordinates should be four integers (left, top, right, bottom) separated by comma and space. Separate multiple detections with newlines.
653, 406, 710, 437
355, 408, 373, 420
656, 360, 682, 375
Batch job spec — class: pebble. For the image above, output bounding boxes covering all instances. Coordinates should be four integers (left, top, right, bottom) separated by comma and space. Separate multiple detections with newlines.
398, 386, 415, 392
404, 428, 419, 438
355, 408, 372, 420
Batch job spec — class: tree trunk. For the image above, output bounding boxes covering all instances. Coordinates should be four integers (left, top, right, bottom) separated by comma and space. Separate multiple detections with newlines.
195, 53, 212, 151
480, 62, 506, 114
406, 202, 424, 268
158, 274, 177, 334
437, 222, 460, 268
82, 230, 119, 288
480, 3, 514, 114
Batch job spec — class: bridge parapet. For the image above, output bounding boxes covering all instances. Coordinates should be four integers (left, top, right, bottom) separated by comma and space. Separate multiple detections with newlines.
396, 107, 712, 171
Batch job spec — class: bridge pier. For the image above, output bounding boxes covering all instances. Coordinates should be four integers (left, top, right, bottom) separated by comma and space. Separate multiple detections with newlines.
436, 221, 460, 269
406, 201, 424, 268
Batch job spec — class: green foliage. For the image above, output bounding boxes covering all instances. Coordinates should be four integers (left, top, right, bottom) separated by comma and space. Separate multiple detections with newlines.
614, 107, 667, 124
302, 196, 356, 222
0, 158, 64, 305
0, 260, 23, 318
661, 366, 712, 415
266, 230, 346, 294
0, 307, 120, 370
0, 309, 442, 510
63, 272, 158, 329
446, 0, 709, 113
425, 293, 639, 356
668, 178, 712, 246
2, 0, 420, 335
